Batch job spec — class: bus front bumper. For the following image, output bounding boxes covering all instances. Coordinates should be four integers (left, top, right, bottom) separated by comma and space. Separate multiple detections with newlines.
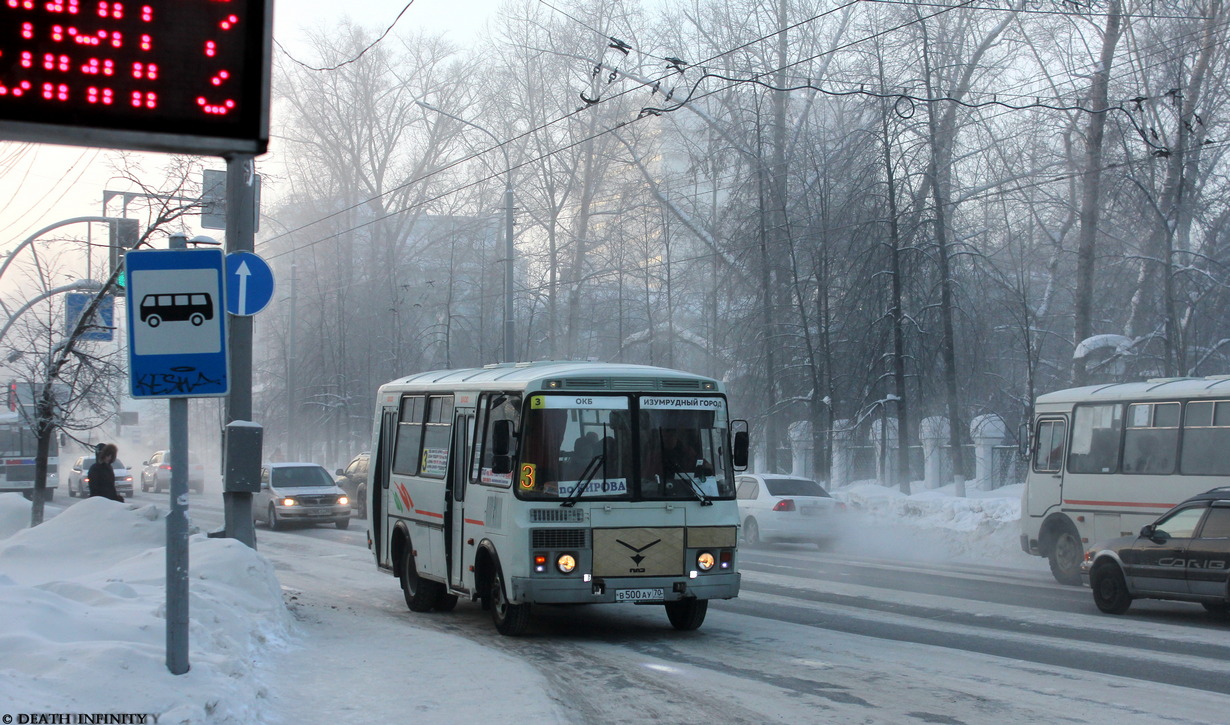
511, 571, 740, 605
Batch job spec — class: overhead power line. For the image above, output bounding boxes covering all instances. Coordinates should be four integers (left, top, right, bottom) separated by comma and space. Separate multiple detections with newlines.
275, 0, 418, 72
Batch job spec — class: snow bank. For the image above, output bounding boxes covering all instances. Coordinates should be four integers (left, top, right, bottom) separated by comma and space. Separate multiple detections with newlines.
0, 492, 30, 539
830, 481, 1045, 569
0, 495, 292, 722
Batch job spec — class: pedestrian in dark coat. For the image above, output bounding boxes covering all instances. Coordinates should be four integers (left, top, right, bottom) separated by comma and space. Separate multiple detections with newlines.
87, 443, 124, 502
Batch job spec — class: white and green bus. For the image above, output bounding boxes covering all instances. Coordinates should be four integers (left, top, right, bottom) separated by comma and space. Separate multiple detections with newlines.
367, 361, 748, 635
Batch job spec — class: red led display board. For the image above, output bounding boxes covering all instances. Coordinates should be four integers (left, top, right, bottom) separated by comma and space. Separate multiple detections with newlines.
0, 0, 270, 155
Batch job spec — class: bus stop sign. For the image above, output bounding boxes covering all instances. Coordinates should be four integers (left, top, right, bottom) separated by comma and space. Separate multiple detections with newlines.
125, 249, 229, 398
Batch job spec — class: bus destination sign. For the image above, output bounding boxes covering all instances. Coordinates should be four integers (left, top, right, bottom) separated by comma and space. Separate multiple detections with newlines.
0, 0, 271, 155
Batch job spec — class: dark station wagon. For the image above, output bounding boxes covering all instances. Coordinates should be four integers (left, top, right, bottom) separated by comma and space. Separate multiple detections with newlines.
1082, 487, 1230, 617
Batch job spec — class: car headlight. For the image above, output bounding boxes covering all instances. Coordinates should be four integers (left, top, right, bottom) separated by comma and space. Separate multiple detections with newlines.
338, 496, 349, 506
556, 554, 577, 574
281, 497, 297, 506
697, 551, 716, 571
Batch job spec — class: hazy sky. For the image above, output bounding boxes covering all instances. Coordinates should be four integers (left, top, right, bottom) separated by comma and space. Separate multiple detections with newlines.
0, 0, 506, 269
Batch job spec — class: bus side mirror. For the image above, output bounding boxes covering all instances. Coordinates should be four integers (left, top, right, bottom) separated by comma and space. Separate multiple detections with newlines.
492, 420, 514, 475
732, 420, 749, 471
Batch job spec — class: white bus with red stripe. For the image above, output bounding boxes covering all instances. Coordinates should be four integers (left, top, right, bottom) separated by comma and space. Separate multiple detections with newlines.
1022, 377, 1230, 584
367, 361, 748, 635
0, 411, 59, 499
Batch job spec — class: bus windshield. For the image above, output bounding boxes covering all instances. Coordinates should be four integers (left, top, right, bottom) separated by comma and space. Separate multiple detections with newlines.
639, 396, 734, 501
517, 394, 734, 501
518, 395, 633, 500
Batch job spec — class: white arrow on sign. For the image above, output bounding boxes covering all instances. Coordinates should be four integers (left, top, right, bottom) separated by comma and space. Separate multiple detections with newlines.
235, 259, 251, 316
225, 251, 274, 317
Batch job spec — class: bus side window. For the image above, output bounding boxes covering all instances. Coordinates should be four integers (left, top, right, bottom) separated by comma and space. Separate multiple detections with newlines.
1068, 403, 1122, 474
1123, 402, 1179, 475
418, 396, 454, 480
1033, 419, 1066, 473
475, 394, 520, 487
392, 396, 425, 476
1181, 400, 1230, 475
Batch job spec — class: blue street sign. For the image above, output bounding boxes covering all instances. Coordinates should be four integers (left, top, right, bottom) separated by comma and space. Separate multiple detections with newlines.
225, 251, 274, 316
65, 292, 113, 341
125, 249, 229, 398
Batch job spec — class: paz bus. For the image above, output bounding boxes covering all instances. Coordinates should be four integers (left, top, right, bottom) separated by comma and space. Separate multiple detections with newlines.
0, 411, 59, 499
366, 361, 748, 635
1021, 377, 1230, 584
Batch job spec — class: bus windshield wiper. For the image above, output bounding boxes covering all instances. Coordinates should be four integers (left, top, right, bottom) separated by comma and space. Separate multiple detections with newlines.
677, 469, 713, 506
561, 454, 604, 507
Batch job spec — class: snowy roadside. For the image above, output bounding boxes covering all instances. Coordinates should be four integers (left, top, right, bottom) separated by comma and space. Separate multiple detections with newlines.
0, 494, 292, 722
0, 494, 567, 724
828, 481, 1047, 571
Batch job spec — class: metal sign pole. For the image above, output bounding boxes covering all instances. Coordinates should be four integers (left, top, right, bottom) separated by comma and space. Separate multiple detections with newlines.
223, 153, 259, 548
166, 397, 190, 675
165, 226, 190, 675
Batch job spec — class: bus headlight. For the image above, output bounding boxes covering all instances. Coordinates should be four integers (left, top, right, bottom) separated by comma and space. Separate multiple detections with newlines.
557, 554, 577, 574
696, 551, 716, 571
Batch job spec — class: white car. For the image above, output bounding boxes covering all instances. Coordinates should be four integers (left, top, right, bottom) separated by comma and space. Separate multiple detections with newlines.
66, 455, 135, 499
735, 474, 844, 548
254, 462, 351, 531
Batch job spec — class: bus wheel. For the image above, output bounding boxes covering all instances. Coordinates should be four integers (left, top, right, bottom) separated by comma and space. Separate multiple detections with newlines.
665, 598, 708, 631
1090, 562, 1132, 614
490, 567, 530, 635
433, 592, 459, 612
401, 548, 441, 613
1048, 527, 1083, 585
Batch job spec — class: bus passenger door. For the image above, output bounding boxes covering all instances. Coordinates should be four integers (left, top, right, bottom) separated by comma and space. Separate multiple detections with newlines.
1026, 417, 1066, 518
447, 412, 473, 590
373, 407, 397, 568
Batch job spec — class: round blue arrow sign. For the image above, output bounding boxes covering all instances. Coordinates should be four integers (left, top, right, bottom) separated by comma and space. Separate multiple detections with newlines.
225, 251, 275, 316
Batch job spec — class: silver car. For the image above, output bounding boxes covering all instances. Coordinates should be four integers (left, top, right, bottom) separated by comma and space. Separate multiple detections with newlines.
66, 455, 135, 499
254, 462, 351, 531
140, 450, 206, 494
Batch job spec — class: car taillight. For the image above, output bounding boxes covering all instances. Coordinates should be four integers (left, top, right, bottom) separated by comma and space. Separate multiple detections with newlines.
836, 501, 847, 511
159, 464, 172, 470
772, 499, 796, 512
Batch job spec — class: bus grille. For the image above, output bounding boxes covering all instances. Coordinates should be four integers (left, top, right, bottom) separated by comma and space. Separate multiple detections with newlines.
659, 378, 703, 391
530, 508, 585, 523
532, 528, 588, 549
593, 527, 685, 577
562, 378, 609, 390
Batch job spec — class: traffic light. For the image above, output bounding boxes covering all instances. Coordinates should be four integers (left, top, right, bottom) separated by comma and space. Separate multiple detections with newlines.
109, 218, 140, 294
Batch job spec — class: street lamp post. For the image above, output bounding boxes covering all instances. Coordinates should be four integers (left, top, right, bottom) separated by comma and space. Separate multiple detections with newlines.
415, 100, 515, 363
